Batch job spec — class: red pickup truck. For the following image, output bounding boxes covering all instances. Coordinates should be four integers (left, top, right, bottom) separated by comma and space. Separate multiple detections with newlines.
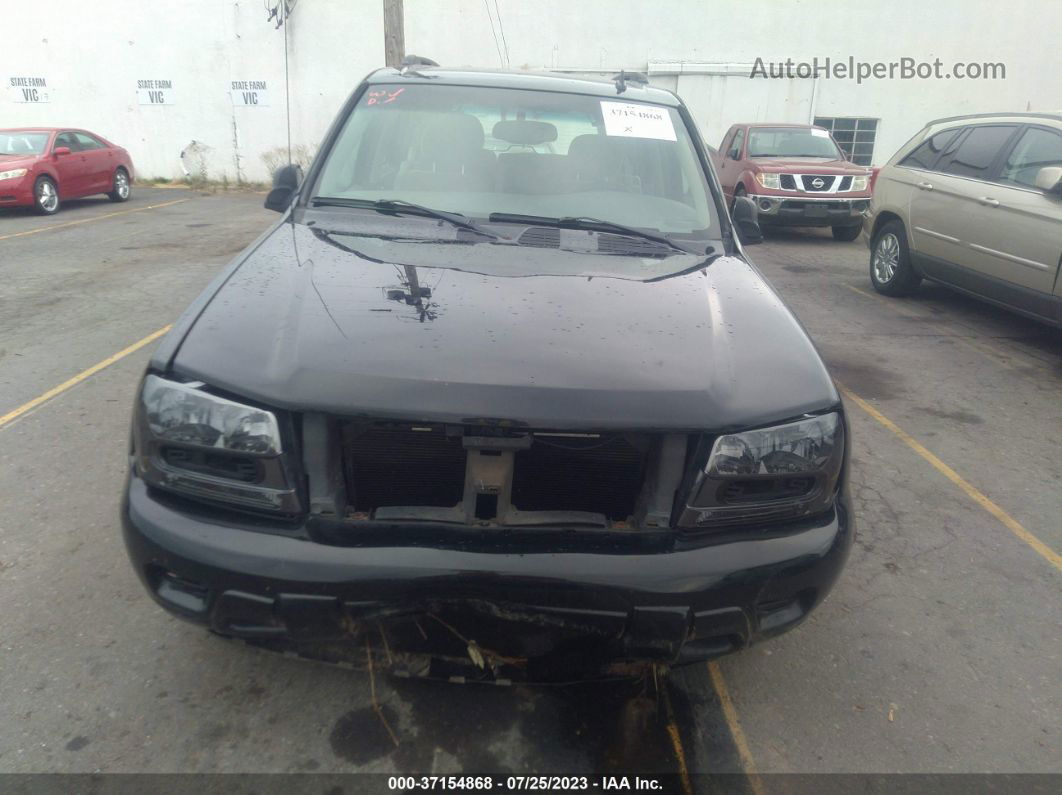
714, 123, 874, 241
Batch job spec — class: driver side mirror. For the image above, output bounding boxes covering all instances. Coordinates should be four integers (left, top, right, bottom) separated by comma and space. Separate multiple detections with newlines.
728, 147, 740, 160
53, 147, 72, 157
265, 164, 304, 212
731, 196, 763, 245
1034, 166, 1062, 195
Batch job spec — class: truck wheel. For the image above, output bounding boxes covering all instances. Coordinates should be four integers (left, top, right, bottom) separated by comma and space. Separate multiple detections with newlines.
34, 176, 60, 215
832, 224, 861, 242
870, 220, 921, 296
108, 168, 131, 202
731, 184, 746, 212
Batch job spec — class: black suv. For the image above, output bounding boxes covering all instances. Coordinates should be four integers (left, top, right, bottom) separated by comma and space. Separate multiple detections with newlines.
122, 65, 853, 679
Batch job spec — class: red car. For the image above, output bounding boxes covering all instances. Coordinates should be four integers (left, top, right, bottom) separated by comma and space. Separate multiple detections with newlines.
0, 128, 134, 215
714, 123, 873, 241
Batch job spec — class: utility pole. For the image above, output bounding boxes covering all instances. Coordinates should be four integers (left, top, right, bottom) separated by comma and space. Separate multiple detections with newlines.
383, 0, 405, 68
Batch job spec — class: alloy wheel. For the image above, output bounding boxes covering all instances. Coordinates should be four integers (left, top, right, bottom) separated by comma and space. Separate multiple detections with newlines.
38, 181, 58, 213
873, 232, 899, 283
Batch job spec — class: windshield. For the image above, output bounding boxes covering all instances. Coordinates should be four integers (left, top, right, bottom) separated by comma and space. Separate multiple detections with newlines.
747, 127, 843, 159
0, 131, 49, 156
313, 84, 716, 239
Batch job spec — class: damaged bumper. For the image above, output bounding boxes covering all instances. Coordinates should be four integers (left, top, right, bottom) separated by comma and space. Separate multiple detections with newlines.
122, 474, 853, 675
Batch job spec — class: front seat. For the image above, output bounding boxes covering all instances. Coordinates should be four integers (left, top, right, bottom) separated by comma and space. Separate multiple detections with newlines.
395, 113, 494, 192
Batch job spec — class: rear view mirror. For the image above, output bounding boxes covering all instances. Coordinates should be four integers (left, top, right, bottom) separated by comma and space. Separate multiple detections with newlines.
265, 164, 303, 212
53, 147, 72, 156
1034, 166, 1062, 195
731, 196, 763, 245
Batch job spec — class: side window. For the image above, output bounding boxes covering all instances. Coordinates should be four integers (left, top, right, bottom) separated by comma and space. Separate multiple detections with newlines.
998, 127, 1062, 189
74, 132, 104, 150
719, 129, 734, 155
899, 128, 962, 170
54, 132, 80, 151
936, 125, 1017, 180
729, 129, 745, 159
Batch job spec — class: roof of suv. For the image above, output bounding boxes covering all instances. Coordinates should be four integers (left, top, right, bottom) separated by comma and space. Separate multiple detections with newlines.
365, 66, 683, 106
927, 111, 1062, 126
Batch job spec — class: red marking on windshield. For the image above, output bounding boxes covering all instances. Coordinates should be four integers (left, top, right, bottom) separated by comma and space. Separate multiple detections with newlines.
366, 87, 405, 106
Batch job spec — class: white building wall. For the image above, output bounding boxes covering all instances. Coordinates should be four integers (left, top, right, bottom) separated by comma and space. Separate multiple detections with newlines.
3, 0, 1059, 181
1, 0, 383, 181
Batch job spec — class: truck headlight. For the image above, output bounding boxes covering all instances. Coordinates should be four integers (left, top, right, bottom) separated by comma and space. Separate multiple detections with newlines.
133, 375, 299, 513
0, 168, 29, 181
848, 175, 869, 191
681, 413, 845, 530
142, 375, 282, 454
756, 172, 781, 189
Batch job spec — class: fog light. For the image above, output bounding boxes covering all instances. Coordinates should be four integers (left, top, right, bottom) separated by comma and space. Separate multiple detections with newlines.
759, 199, 773, 211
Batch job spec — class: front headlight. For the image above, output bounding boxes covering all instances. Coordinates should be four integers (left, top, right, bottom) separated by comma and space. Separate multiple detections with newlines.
133, 375, 299, 513
142, 375, 282, 454
848, 175, 869, 191
681, 413, 845, 531
756, 172, 781, 189
708, 414, 839, 475
0, 168, 29, 181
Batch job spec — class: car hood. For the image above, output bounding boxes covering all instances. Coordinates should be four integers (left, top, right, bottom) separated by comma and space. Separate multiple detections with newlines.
0, 155, 40, 170
752, 157, 869, 174
172, 221, 838, 430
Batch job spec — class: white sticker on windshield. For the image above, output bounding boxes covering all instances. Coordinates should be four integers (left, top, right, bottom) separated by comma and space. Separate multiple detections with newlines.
600, 101, 677, 141
811, 128, 830, 137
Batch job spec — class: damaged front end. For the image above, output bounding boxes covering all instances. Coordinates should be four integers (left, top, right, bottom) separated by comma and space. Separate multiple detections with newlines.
124, 380, 852, 682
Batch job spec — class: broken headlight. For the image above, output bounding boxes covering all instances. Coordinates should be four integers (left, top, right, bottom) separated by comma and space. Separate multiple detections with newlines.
681, 413, 844, 530
133, 375, 299, 513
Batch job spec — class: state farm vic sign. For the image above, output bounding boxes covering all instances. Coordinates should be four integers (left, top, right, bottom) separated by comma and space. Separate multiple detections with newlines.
137, 79, 175, 105
231, 80, 269, 107
9, 77, 50, 103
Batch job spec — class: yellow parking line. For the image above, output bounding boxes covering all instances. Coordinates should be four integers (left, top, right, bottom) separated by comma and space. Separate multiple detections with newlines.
0, 325, 171, 430
660, 682, 694, 795
0, 198, 189, 242
837, 380, 1061, 571
708, 661, 766, 795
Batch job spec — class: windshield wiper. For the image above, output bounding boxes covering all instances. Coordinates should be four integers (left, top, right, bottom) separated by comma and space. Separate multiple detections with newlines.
487, 212, 691, 254
311, 197, 500, 240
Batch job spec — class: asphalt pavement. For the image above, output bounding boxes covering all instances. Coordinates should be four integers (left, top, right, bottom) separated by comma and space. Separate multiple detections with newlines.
0, 189, 1058, 784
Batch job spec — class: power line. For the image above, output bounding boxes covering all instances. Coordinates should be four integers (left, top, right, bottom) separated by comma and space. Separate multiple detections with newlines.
493, 0, 510, 67
482, 0, 504, 67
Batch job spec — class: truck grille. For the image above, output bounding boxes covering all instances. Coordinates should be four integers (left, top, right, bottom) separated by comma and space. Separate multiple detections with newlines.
510, 435, 646, 519
344, 424, 467, 511
342, 423, 648, 523
800, 175, 836, 192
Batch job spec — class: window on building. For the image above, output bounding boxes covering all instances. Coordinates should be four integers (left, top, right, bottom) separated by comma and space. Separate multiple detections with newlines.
814, 117, 878, 165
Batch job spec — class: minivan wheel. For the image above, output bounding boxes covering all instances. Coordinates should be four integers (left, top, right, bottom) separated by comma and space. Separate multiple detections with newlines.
870, 220, 921, 296
108, 168, 131, 202
832, 224, 861, 242
34, 176, 60, 215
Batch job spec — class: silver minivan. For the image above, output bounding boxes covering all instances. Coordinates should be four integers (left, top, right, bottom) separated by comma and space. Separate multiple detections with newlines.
863, 113, 1062, 325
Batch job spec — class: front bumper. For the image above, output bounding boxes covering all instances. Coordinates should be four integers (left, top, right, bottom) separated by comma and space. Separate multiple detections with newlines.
748, 194, 870, 227
122, 474, 854, 673
0, 175, 34, 207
